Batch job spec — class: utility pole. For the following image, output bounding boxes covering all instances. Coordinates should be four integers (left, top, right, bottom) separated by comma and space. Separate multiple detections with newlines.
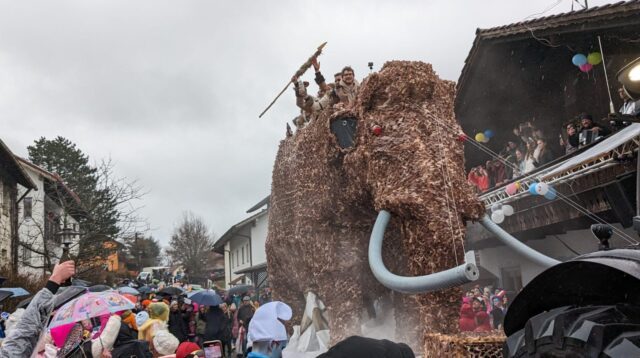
135, 232, 141, 272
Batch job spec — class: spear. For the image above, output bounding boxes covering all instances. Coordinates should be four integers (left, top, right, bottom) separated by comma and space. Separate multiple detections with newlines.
258, 42, 327, 118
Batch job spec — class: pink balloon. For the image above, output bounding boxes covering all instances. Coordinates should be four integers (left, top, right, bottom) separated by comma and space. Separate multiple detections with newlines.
579, 63, 593, 72
505, 183, 518, 195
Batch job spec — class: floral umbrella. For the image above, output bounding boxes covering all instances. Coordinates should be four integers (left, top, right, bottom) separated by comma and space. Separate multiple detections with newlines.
49, 291, 135, 329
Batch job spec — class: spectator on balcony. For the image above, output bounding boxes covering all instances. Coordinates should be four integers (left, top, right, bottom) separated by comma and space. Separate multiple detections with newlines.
533, 138, 553, 166
560, 122, 580, 155
619, 87, 640, 117
468, 165, 489, 192
522, 142, 537, 174
579, 113, 610, 147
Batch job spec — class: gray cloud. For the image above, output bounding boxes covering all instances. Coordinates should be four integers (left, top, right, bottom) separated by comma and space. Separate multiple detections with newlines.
0, 0, 614, 244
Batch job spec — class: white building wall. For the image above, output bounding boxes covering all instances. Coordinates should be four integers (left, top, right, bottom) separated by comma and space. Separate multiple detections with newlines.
228, 233, 250, 284
477, 223, 635, 289
17, 163, 80, 278
250, 212, 268, 266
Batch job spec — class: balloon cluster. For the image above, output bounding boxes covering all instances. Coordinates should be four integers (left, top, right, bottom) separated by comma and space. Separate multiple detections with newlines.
529, 182, 557, 200
571, 52, 602, 73
490, 203, 514, 224
475, 129, 494, 143
504, 181, 521, 195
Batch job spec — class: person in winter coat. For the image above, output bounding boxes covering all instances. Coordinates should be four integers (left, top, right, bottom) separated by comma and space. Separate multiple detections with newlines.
138, 302, 170, 348
195, 306, 207, 345
168, 301, 188, 342
458, 297, 475, 332
203, 306, 225, 342
220, 303, 234, 357
472, 298, 492, 332
0, 261, 75, 358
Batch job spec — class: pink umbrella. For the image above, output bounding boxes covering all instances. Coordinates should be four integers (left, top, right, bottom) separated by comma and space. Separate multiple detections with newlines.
49, 291, 135, 329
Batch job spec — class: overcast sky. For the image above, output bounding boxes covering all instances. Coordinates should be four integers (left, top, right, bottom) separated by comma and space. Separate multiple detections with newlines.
1, 0, 616, 246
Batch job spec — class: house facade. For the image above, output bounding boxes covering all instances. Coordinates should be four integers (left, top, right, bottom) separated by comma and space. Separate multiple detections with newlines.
0, 139, 37, 273
16, 157, 81, 278
213, 196, 269, 289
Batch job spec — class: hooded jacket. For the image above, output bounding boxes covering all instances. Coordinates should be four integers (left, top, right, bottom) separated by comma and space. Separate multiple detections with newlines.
0, 281, 59, 358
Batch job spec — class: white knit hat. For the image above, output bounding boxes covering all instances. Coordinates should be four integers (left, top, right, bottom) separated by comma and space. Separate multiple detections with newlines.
248, 301, 292, 342
153, 330, 179, 355
135, 311, 149, 327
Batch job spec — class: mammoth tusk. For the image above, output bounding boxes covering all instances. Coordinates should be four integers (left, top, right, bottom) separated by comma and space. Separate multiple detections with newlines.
479, 215, 560, 268
368, 210, 479, 294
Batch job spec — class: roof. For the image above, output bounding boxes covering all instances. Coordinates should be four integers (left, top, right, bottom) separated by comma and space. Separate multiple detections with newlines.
457, 1, 640, 99
234, 262, 267, 275
212, 208, 268, 253
0, 139, 37, 190
246, 195, 270, 213
16, 157, 83, 207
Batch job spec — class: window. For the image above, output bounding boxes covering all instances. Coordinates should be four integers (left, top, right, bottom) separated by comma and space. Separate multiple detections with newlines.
241, 246, 245, 265
24, 197, 32, 219
22, 247, 31, 263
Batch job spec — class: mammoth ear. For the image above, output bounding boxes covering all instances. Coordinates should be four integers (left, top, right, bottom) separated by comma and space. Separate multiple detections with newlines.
357, 73, 384, 112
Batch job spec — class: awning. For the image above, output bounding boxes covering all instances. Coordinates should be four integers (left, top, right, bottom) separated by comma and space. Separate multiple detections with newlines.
229, 275, 246, 285
234, 262, 267, 275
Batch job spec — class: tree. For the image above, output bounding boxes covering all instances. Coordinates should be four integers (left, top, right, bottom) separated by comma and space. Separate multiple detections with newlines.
124, 233, 162, 271
24, 136, 148, 270
166, 212, 216, 282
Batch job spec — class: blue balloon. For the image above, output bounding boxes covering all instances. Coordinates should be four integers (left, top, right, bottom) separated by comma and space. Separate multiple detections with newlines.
572, 54, 587, 67
544, 188, 557, 200
529, 183, 538, 195
484, 129, 494, 138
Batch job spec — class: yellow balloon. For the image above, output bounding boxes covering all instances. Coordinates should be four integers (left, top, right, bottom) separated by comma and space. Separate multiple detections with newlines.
475, 133, 486, 142
515, 181, 521, 189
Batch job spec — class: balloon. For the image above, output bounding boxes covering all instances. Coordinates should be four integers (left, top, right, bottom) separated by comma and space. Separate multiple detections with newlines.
475, 133, 486, 142
515, 181, 521, 190
484, 129, 494, 139
535, 182, 549, 195
502, 205, 514, 216
544, 189, 557, 200
491, 203, 501, 212
572, 54, 587, 66
529, 183, 538, 195
457, 133, 467, 142
587, 52, 602, 65
579, 63, 593, 72
491, 210, 505, 224
505, 183, 518, 195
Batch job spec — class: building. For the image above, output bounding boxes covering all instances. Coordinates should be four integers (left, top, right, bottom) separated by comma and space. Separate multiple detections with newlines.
456, 2, 640, 293
0, 139, 37, 273
213, 196, 269, 290
16, 157, 82, 278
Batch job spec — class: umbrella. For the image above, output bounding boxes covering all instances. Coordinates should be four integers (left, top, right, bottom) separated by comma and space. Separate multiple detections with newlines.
0, 291, 13, 303
227, 284, 254, 296
17, 286, 87, 310
0, 287, 30, 297
118, 287, 140, 295
189, 290, 223, 306
122, 293, 138, 303
159, 287, 184, 296
49, 291, 135, 329
138, 286, 153, 294
88, 284, 112, 292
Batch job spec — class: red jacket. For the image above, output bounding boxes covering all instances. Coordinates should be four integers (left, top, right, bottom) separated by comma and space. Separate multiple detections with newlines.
474, 311, 492, 332
459, 303, 476, 332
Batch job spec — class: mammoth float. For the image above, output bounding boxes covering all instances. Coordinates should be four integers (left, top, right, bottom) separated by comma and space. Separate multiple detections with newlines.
265, 61, 558, 349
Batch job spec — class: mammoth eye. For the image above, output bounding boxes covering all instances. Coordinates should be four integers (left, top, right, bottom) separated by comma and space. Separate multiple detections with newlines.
371, 125, 383, 136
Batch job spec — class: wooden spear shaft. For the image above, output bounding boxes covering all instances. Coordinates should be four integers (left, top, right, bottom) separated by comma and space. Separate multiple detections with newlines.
258, 42, 327, 118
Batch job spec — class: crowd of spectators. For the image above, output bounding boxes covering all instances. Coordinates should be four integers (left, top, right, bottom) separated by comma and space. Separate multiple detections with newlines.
467, 113, 616, 193
458, 285, 508, 332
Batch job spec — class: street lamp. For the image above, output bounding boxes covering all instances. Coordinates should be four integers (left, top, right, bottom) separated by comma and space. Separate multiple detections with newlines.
57, 224, 79, 262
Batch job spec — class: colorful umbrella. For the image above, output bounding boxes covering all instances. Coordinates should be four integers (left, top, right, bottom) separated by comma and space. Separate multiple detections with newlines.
49, 291, 135, 329
0, 287, 30, 297
122, 293, 138, 303
118, 287, 140, 295
189, 290, 223, 306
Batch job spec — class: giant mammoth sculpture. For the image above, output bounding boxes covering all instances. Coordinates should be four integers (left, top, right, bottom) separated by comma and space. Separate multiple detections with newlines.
266, 61, 487, 348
